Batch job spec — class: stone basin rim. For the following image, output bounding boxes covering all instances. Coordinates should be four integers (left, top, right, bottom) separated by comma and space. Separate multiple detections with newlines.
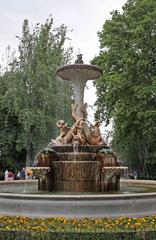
56, 64, 103, 81
0, 191, 156, 200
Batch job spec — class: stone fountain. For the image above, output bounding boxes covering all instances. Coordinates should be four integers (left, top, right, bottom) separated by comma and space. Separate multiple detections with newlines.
1, 54, 156, 219
32, 54, 126, 192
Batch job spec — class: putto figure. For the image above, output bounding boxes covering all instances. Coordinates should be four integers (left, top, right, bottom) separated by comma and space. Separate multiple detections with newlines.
75, 54, 84, 64
56, 120, 70, 138
71, 118, 86, 145
51, 120, 70, 144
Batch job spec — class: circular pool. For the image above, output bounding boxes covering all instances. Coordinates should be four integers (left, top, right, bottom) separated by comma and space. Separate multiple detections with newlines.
0, 179, 156, 218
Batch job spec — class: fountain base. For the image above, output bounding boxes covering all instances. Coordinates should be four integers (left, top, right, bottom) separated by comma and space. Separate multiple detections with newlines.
32, 145, 127, 192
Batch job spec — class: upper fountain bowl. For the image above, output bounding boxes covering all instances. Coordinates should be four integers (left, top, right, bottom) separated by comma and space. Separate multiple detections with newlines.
56, 64, 103, 81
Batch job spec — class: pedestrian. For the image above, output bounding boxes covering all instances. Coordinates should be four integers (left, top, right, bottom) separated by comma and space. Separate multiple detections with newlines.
4, 169, 8, 181
20, 168, 26, 180
8, 170, 14, 180
26, 167, 33, 180
16, 171, 21, 180
134, 170, 138, 180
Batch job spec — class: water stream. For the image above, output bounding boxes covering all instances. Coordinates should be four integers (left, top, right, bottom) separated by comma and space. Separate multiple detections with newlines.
73, 142, 79, 153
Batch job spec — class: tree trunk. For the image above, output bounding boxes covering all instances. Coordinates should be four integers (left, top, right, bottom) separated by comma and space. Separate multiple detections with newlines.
137, 137, 150, 179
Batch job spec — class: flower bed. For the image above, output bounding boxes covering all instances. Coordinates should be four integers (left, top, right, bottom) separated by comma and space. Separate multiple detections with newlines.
0, 215, 156, 232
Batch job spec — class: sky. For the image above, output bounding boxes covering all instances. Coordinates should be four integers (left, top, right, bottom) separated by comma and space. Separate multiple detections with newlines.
0, 0, 127, 133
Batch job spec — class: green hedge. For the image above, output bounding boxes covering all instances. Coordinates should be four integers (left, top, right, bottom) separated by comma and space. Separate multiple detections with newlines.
0, 230, 156, 240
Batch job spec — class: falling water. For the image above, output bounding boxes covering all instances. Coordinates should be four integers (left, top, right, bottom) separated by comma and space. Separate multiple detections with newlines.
22, 172, 27, 193
22, 162, 29, 193
73, 141, 79, 153
123, 166, 128, 179
33, 150, 43, 167
22, 149, 42, 193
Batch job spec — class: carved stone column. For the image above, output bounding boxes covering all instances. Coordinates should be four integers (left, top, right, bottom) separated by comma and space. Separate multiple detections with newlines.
101, 166, 128, 191
56, 64, 102, 118
30, 167, 51, 191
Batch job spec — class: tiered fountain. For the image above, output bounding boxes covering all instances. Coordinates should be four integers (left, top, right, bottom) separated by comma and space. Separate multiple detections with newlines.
0, 55, 156, 218
32, 54, 126, 192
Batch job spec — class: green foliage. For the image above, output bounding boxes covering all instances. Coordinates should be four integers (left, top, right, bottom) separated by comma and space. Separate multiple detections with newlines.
93, 0, 156, 178
0, 16, 73, 168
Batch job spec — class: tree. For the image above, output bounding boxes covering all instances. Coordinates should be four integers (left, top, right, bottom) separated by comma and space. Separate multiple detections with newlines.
1, 17, 73, 168
92, 0, 156, 178
0, 71, 26, 178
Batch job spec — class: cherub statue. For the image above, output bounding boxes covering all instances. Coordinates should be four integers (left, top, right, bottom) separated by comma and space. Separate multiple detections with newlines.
92, 121, 101, 137
52, 120, 70, 144
92, 121, 107, 146
56, 120, 70, 138
71, 118, 86, 145
75, 54, 84, 64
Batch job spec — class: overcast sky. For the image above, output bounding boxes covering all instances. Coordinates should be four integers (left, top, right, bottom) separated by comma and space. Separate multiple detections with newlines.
0, 0, 127, 126
0, 0, 127, 63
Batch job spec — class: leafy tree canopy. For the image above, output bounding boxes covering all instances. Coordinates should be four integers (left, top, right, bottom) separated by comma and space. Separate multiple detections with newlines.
0, 16, 73, 172
92, 0, 156, 178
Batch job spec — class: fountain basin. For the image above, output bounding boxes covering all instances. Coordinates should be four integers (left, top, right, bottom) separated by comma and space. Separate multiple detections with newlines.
0, 180, 156, 218
56, 64, 103, 81
0, 180, 38, 193
0, 192, 156, 218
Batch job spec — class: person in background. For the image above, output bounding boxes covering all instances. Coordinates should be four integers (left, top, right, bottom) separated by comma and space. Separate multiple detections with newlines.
26, 167, 33, 180
8, 170, 14, 180
4, 169, 8, 181
128, 171, 134, 179
16, 171, 21, 180
20, 168, 26, 180
133, 170, 138, 180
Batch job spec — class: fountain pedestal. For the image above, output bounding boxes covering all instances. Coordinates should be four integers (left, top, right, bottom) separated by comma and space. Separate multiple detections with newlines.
34, 145, 126, 192
50, 157, 101, 192
56, 64, 102, 118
